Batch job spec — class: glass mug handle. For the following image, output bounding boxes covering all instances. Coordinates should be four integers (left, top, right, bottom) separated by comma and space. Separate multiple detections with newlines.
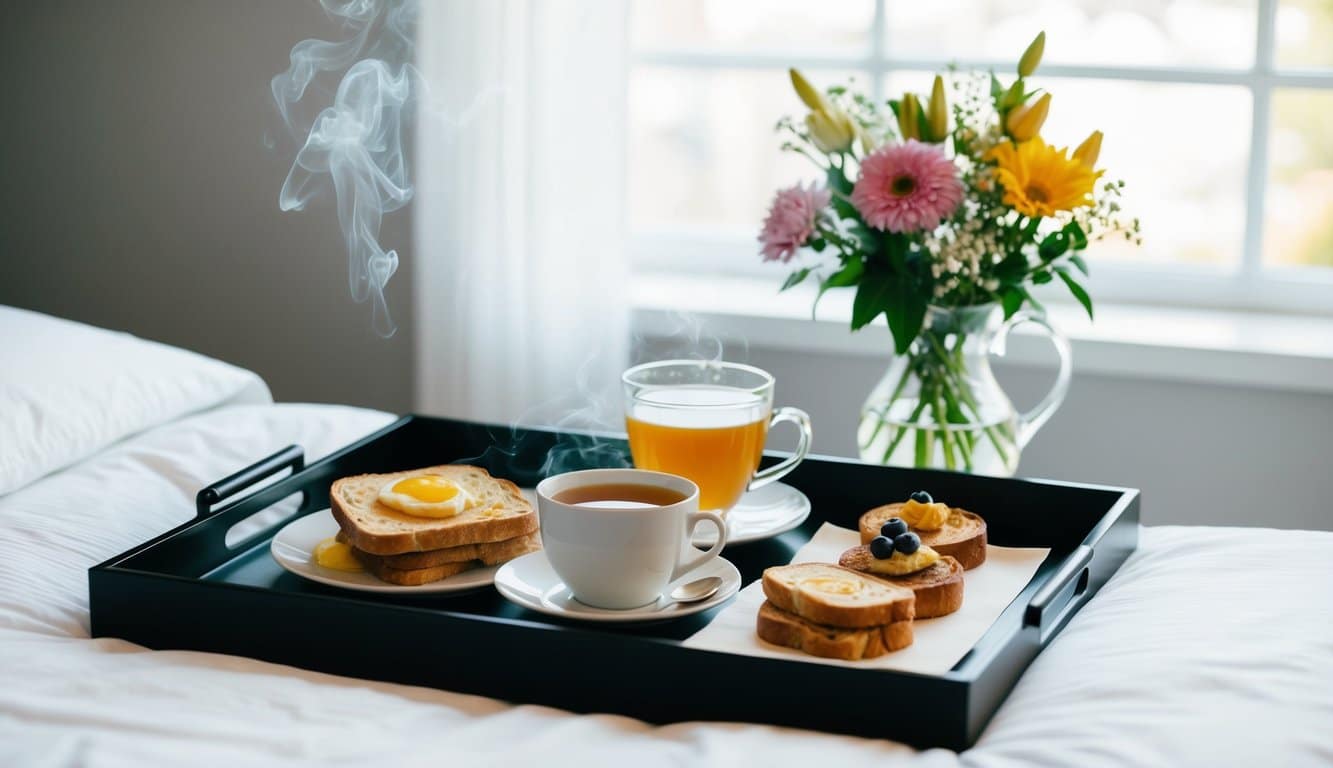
748, 407, 813, 491
991, 311, 1072, 449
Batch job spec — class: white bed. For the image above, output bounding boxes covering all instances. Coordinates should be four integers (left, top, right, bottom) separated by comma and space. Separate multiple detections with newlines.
2, 307, 1331, 768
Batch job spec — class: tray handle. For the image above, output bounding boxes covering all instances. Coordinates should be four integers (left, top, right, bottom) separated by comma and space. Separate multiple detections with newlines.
195, 445, 305, 519
1024, 544, 1093, 642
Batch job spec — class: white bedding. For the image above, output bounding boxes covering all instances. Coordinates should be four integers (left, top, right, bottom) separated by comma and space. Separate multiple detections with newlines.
2, 406, 1331, 767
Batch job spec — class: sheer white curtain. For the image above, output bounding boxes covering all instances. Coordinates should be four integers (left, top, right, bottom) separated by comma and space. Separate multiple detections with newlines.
414, 0, 629, 426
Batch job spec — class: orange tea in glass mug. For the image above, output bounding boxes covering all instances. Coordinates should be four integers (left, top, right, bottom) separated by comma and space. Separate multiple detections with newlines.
622, 360, 812, 512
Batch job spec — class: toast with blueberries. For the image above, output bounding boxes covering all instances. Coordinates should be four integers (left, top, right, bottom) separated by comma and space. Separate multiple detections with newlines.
859, 490, 987, 570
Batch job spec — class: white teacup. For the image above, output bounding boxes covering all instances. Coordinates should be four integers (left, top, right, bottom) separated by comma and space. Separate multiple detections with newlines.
536, 468, 728, 610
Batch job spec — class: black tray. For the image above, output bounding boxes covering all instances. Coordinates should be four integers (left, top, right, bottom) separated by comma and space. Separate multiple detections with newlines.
89, 415, 1138, 750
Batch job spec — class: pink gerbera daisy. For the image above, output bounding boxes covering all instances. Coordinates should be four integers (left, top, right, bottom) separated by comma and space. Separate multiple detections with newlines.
851, 140, 963, 233
758, 183, 831, 262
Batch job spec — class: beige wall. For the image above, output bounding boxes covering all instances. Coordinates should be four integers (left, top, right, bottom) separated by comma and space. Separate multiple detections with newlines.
0, 1, 414, 412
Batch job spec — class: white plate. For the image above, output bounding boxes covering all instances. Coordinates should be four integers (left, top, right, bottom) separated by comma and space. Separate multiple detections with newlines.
270, 509, 499, 594
692, 482, 811, 547
493, 550, 741, 623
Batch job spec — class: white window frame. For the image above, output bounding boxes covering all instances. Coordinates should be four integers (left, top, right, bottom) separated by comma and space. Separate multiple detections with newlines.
628, 0, 1333, 316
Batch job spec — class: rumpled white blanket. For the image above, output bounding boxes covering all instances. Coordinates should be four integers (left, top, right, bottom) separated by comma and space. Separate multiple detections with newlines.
1, 403, 1330, 768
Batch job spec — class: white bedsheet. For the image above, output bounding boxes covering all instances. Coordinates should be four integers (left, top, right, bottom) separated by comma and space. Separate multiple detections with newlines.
1, 403, 1330, 768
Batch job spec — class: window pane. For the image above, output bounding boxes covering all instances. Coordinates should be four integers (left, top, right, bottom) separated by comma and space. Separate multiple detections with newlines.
885, 74, 1250, 266
1265, 90, 1333, 268
631, 0, 875, 54
884, 0, 1257, 69
1276, 0, 1333, 70
628, 68, 865, 233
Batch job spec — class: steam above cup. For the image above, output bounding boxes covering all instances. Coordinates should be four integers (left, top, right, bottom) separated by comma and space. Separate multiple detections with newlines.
536, 469, 727, 610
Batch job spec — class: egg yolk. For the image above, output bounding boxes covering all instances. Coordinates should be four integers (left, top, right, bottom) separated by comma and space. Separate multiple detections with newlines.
391, 475, 461, 503
313, 537, 363, 572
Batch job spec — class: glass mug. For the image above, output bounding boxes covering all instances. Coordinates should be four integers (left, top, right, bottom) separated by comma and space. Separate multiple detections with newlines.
622, 360, 813, 512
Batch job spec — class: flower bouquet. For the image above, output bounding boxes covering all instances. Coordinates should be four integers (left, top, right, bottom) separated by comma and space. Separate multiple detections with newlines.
759, 32, 1139, 474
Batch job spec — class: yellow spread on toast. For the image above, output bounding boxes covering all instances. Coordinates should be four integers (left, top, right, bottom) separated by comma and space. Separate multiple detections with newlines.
798, 576, 864, 596
866, 545, 939, 576
313, 537, 364, 572
900, 499, 949, 531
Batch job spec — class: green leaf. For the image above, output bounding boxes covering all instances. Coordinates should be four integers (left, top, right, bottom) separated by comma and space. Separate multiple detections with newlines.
1020, 286, 1046, 314
989, 73, 1004, 101
780, 267, 812, 292
995, 251, 1028, 283
1038, 230, 1070, 261
1063, 220, 1089, 251
883, 279, 928, 355
851, 269, 893, 331
1069, 253, 1090, 276
1000, 286, 1025, 318
1032, 269, 1053, 285
883, 232, 909, 273
1020, 216, 1041, 240
832, 196, 859, 221
812, 258, 864, 317
825, 165, 854, 196
848, 223, 881, 255
809, 237, 827, 253
826, 257, 864, 287
1056, 268, 1094, 320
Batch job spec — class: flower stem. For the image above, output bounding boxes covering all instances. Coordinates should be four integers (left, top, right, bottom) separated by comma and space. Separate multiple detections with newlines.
922, 330, 1014, 466
861, 357, 917, 450
883, 396, 930, 464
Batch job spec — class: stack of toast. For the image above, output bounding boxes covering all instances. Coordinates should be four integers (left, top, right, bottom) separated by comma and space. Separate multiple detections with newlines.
330, 465, 540, 585
756, 564, 916, 660
756, 493, 989, 660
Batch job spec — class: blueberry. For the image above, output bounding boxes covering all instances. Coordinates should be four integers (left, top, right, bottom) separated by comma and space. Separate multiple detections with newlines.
894, 532, 921, 555
869, 535, 896, 559
879, 517, 909, 539
910, 490, 933, 504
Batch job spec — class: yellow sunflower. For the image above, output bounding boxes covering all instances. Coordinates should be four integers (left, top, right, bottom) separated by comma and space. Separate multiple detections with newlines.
986, 138, 1100, 218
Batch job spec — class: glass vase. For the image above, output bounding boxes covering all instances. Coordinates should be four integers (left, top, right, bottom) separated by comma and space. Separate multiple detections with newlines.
857, 304, 1071, 476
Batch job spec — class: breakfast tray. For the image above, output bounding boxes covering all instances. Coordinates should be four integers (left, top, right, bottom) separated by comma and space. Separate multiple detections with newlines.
89, 415, 1139, 750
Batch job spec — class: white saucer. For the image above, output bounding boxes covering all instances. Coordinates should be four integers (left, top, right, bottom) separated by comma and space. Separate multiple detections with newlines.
691, 482, 811, 547
493, 550, 741, 623
270, 509, 498, 594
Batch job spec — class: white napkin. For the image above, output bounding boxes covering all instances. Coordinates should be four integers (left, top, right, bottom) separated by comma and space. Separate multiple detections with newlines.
683, 522, 1050, 673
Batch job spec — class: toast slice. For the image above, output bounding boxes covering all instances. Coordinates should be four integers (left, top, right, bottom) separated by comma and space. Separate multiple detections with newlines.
838, 548, 965, 618
348, 548, 476, 586
331, 465, 537, 555
761, 563, 914, 628
336, 530, 541, 570
859, 503, 988, 570
756, 601, 913, 660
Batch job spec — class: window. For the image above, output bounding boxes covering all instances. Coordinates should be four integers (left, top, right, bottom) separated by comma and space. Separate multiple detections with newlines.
627, 0, 1333, 314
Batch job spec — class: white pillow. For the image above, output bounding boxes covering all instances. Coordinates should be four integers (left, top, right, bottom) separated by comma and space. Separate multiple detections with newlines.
0, 306, 272, 496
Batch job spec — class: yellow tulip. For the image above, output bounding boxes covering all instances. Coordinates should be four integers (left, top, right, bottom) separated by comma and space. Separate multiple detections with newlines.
897, 92, 921, 141
807, 107, 856, 153
1074, 130, 1103, 168
1006, 92, 1051, 141
926, 75, 948, 142
789, 68, 830, 112
1018, 31, 1046, 77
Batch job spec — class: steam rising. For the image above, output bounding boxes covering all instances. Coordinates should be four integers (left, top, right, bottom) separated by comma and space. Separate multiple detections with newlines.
272, 0, 419, 337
